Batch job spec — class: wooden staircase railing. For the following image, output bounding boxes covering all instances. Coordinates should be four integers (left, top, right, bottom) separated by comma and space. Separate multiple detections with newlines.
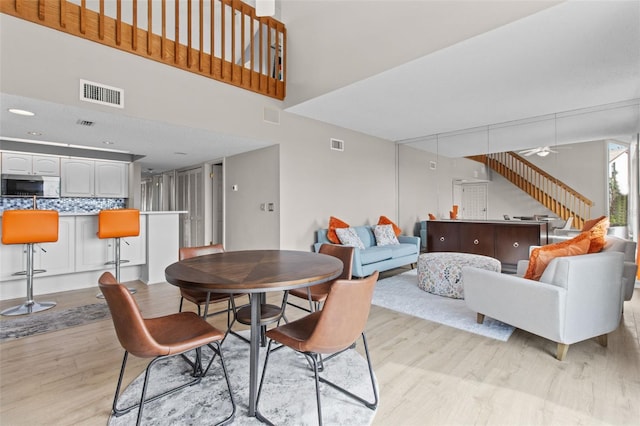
468, 152, 593, 229
1, 0, 286, 100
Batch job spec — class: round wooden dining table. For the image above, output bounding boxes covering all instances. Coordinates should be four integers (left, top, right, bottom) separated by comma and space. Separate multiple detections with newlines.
164, 249, 343, 418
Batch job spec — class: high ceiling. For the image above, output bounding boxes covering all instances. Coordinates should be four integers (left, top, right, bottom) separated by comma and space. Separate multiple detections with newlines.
1, 0, 639, 173
283, 0, 640, 157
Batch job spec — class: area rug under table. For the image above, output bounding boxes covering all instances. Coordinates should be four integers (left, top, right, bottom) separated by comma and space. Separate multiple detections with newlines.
372, 269, 514, 341
109, 330, 378, 425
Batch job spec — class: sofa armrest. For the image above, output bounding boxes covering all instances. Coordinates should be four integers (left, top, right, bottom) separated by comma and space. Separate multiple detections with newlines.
398, 235, 420, 250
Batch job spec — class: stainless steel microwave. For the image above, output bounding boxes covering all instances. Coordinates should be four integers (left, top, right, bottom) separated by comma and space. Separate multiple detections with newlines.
1, 174, 61, 198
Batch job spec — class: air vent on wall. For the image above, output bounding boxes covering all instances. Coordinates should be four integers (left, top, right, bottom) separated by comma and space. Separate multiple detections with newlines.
330, 138, 344, 151
263, 106, 280, 125
80, 79, 124, 108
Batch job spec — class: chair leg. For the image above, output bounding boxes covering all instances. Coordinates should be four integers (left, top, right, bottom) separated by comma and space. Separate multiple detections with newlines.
255, 339, 276, 425
306, 353, 324, 426
596, 334, 608, 347
257, 333, 378, 425
317, 332, 379, 410
112, 352, 202, 419
477, 313, 485, 324
204, 341, 236, 425
178, 297, 184, 312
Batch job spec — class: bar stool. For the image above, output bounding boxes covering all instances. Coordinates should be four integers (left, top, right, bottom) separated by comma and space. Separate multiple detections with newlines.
97, 209, 140, 295
1, 209, 58, 316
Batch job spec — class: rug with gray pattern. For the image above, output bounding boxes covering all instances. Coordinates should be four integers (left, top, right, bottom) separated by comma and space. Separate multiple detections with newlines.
109, 330, 377, 425
0, 302, 110, 342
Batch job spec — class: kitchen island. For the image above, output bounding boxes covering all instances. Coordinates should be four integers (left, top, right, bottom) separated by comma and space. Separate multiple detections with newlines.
0, 211, 186, 300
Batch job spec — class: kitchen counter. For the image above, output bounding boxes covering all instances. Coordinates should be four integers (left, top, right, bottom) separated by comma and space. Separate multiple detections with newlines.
0, 210, 185, 300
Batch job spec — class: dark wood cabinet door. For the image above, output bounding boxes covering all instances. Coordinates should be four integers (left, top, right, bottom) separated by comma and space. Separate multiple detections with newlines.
459, 223, 494, 256
494, 224, 541, 266
426, 221, 460, 252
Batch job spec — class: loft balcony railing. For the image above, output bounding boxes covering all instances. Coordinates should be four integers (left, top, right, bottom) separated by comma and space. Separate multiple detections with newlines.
1, 0, 286, 100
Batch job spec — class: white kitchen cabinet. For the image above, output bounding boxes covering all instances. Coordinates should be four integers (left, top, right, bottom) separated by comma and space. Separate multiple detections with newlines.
61, 158, 128, 198
1, 152, 60, 176
95, 161, 128, 197
0, 216, 74, 281
75, 215, 146, 272
61, 158, 94, 197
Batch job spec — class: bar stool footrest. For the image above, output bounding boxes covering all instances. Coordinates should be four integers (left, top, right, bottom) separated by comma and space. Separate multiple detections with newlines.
12, 269, 47, 276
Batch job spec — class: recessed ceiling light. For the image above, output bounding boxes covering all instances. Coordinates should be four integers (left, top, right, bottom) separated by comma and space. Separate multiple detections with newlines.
27, 131, 43, 136
103, 141, 114, 145
174, 152, 187, 155
8, 108, 35, 116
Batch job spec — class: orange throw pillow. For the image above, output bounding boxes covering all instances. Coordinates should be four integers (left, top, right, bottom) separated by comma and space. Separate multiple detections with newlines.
523, 232, 591, 281
428, 213, 436, 220
581, 216, 609, 253
327, 216, 349, 244
378, 216, 401, 236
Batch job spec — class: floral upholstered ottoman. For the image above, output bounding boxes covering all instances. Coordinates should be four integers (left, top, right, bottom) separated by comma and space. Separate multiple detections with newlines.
417, 252, 501, 299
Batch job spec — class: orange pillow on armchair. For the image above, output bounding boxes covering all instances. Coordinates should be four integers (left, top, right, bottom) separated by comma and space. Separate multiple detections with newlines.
523, 232, 591, 281
581, 215, 609, 253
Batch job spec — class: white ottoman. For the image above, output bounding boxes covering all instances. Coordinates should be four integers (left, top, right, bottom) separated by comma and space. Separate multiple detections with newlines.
417, 252, 501, 299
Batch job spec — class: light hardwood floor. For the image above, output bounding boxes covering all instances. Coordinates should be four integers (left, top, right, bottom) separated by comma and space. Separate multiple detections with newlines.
1, 269, 639, 425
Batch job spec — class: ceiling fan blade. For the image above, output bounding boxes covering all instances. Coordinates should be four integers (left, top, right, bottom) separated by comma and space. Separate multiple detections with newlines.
518, 148, 538, 154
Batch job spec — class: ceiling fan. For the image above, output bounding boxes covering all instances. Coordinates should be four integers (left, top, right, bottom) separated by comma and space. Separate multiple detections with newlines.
518, 146, 560, 157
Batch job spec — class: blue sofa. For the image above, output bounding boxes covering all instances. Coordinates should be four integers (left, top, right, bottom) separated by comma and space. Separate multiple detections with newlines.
314, 226, 421, 277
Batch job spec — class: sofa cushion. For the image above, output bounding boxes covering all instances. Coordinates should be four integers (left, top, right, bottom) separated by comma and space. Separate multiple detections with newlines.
377, 216, 401, 236
335, 227, 365, 249
327, 216, 349, 244
360, 246, 393, 265
374, 224, 399, 246
388, 243, 419, 258
354, 226, 376, 248
524, 232, 591, 280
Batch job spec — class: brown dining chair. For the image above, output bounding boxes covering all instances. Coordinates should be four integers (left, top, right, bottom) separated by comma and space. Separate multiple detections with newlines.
98, 272, 235, 426
255, 271, 380, 425
179, 244, 249, 345
287, 244, 354, 313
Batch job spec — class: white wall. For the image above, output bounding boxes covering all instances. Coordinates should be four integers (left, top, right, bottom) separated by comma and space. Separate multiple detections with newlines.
225, 145, 280, 250
1, 15, 613, 255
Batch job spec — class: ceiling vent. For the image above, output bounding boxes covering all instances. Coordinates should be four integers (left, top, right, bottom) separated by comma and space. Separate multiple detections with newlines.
76, 119, 95, 127
330, 138, 344, 151
80, 79, 124, 108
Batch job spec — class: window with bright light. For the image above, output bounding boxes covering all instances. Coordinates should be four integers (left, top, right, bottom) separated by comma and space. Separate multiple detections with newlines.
608, 142, 629, 227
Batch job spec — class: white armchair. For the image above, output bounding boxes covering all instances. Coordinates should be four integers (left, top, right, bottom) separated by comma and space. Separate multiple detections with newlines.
463, 252, 625, 360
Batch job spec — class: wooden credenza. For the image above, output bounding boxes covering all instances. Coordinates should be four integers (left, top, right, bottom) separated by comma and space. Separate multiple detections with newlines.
425, 220, 548, 272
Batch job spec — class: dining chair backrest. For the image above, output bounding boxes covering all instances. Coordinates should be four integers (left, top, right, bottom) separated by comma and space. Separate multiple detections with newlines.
318, 244, 354, 280
303, 271, 379, 354
179, 243, 225, 261
98, 272, 166, 358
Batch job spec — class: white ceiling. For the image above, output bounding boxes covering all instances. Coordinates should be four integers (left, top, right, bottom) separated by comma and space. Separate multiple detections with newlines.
284, 0, 640, 157
1, 0, 639, 172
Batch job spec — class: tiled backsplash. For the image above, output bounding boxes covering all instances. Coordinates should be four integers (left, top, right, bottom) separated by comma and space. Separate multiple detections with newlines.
0, 197, 126, 213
